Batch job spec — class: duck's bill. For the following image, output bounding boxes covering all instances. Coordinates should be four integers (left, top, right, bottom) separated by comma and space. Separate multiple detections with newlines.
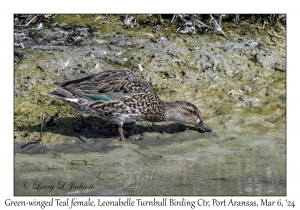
197, 121, 212, 132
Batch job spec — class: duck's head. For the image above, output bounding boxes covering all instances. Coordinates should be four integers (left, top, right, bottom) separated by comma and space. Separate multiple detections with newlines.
164, 101, 212, 132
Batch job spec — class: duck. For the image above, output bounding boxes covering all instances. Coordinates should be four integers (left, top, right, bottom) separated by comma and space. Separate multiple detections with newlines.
47, 70, 212, 141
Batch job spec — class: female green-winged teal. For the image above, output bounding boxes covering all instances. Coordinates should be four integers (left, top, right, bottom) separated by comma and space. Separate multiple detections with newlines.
48, 70, 212, 141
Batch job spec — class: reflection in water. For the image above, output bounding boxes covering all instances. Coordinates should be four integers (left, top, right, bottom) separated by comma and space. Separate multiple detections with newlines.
14, 138, 285, 196
96, 166, 163, 195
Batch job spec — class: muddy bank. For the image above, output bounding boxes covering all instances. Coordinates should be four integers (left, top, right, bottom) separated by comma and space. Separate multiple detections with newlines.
14, 15, 286, 195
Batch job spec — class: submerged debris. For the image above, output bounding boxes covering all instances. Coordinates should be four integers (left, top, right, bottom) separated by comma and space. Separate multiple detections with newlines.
209, 14, 228, 39
177, 14, 196, 34
124, 15, 135, 28
14, 14, 286, 40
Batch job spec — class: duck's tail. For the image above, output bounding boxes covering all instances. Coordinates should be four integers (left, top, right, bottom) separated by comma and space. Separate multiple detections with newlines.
47, 88, 79, 103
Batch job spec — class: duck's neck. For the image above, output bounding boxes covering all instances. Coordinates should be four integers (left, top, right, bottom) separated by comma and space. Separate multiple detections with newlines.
163, 101, 184, 122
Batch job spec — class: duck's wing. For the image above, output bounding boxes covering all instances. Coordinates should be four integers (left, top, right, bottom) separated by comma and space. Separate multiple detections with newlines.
54, 70, 155, 102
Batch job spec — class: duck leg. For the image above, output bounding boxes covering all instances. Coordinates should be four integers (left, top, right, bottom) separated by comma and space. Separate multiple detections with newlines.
118, 124, 125, 141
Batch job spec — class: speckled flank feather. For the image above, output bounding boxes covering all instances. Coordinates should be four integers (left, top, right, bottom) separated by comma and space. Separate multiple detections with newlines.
48, 70, 212, 141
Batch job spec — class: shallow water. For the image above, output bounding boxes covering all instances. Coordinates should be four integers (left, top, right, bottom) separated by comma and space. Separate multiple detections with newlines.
14, 131, 285, 195
14, 15, 286, 196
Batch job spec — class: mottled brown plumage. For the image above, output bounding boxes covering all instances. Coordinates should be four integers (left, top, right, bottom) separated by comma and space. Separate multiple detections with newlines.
48, 70, 212, 141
